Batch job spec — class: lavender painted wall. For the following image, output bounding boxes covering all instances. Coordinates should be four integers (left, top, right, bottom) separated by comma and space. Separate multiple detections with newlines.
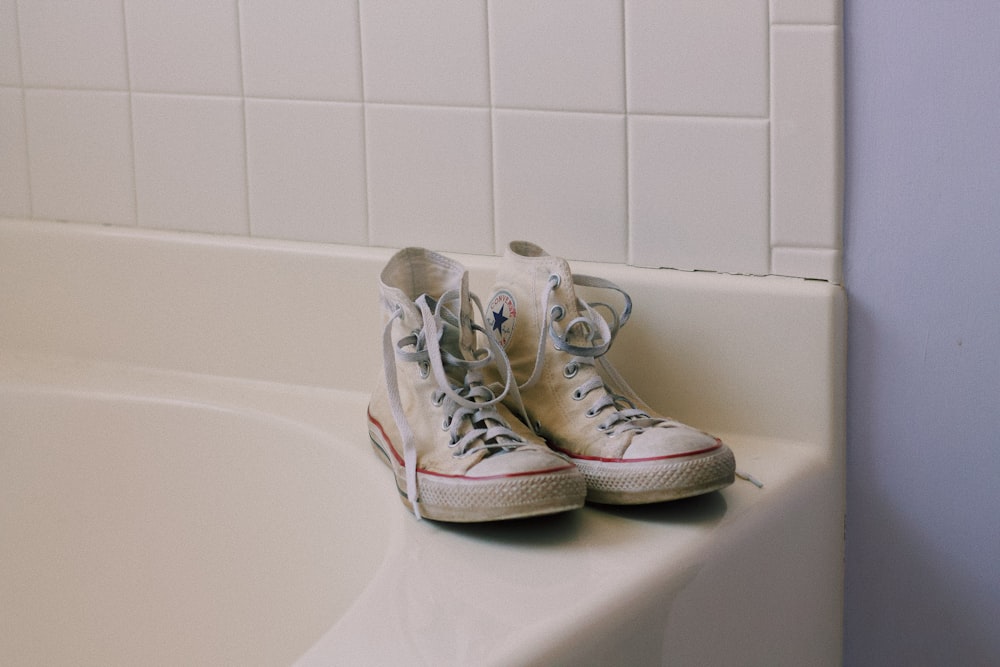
844, 2, 1000, 663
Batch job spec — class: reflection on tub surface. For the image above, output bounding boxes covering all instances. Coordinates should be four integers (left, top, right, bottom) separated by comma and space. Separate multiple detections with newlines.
0, 388, 392, 667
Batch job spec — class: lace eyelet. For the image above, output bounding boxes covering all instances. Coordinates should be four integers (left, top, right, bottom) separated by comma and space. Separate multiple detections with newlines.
571, 388, 585, 401
418, 363, 429, 379
549, 274, 561, 289
585, 408, 598, 418
430, 393, 444, 407
550, 305, 565, 321
563, 363, 578, 379
441, 417, 452, 430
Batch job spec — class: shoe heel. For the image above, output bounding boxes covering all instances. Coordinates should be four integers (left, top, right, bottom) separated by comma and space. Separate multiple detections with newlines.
367, 418, 393, 470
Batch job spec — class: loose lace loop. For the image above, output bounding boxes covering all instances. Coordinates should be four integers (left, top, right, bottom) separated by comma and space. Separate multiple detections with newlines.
521, 274, 667, 439
382, 289, 529, 519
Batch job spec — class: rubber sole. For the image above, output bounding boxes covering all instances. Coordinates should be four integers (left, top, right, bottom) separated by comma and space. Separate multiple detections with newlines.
368, 420, 586, 523
570, 444, 737, 505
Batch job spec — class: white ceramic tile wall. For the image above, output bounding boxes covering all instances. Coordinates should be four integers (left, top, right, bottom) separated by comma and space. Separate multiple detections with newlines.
366, 104, 493, 254
125, 0, 243, 96
359, 0, 489, 107
239, 0, 362, 101
245, 99, 366, 244
2, 0, 843, 282
629, 117, 771, 274
494, 109, 627, 262
18, 0, 128, 90
489, 0, 624, 113
0, 0, 21, 86
24, 89, 135, 225
771, 25, 844, 270
626, 0, 769, 117
132, 93, 248, 234
0, 87, 30, 217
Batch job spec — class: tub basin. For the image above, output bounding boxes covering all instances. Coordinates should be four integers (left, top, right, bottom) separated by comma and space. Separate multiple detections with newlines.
0, 218, 845, 665
0, 384, 394, 666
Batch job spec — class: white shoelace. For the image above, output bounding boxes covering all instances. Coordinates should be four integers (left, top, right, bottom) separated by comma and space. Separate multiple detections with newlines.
520, 274, 763, 488
381, 289, 529, 519
520, 273, 667, 438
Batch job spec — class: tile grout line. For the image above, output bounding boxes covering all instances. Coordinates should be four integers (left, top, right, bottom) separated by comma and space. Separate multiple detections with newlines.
485, 0, 498, 256
8, 82, 773, 123
621, 0, 631, 266
767, 10, 775, 276
357, 0, 372, 247
13, 0, 33, 218
120, 0, 138, 227
235, 0, 252, 237
8, 4, 841, 283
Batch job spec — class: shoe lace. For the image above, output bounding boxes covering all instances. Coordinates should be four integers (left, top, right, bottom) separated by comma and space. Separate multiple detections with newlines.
521, 274, 667, 438
382, 289, 528, 519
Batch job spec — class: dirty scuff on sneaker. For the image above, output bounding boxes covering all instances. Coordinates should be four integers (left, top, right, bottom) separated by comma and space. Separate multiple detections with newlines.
367, 247, 587, 522
487, 241, 737, 505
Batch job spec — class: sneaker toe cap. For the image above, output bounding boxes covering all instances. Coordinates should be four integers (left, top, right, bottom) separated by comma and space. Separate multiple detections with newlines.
467, 447, 573, 477
624, 423, 722, 460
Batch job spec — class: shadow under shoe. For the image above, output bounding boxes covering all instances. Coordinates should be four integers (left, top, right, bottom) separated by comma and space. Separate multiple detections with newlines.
367, 247, 587, 522
486, 241, 736, 504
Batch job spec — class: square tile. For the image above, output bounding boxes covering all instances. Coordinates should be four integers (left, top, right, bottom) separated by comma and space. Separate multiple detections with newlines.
626, 0, 768, 117
0, 87, 30, 216
771, 0, 841, 25
0, 0, 21, 85
24, 89, 135, 224
359, 0, 489, 106
366, 104, 492, 253
489, 0, 624, 112
771, 26, 842, 249
494, 110, 626, 263
132, 94, 247, 234
126, 0, 242, 95
239, 0, 361, 100
18, 0, 128, 89
629, 116, 770, 274
245, 99, 366, 244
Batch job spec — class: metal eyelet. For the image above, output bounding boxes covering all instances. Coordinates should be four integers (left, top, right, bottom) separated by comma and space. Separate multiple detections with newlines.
550, 305, 565, 321
549, 274, 561, 289
585, 407, 598, 418
441, 416, 452, 430
430, 393, 444, 407
418, 362, 429, 379
571, 388, 585, 401
563, 363, 578, 379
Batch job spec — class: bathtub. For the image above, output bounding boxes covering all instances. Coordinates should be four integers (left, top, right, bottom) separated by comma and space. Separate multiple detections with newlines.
0, 380, 394, 666
0, 218, 846, 665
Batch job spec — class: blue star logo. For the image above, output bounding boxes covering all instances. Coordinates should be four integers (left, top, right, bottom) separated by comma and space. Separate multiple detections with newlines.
491, 305, 508, 332
486, 290, 516, 348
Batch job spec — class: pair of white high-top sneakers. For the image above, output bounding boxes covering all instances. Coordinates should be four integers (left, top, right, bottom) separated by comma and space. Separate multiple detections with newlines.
367, 242, 735, 522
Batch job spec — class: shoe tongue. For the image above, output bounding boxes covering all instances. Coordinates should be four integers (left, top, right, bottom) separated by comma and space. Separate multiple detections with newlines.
425, 272, 480, 383
454, 271, 479, 362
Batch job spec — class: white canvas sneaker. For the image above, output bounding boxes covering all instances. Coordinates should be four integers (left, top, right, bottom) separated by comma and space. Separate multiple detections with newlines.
367, 247, 587, 522
486, 241, 736, 504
